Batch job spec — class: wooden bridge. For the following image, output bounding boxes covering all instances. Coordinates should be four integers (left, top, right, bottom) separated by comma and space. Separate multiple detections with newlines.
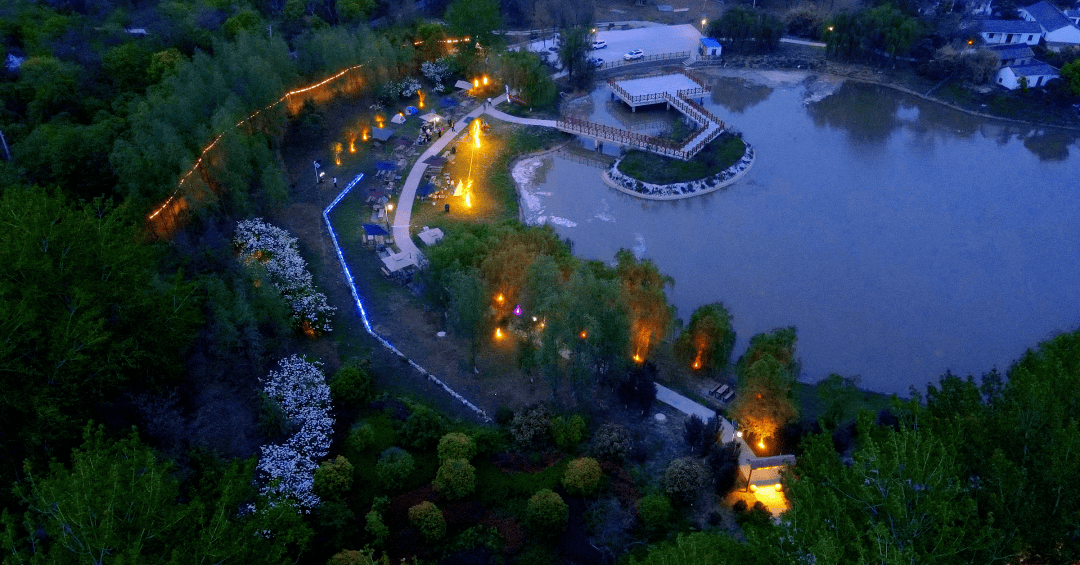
555, 71, 727, 161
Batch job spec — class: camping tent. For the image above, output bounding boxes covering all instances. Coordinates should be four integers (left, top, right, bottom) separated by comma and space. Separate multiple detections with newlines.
390, 113, 406, 124
417, 182, 436, 197
375, 160, 398, 171
362, 223, 389, 236
371, 127, 395, 142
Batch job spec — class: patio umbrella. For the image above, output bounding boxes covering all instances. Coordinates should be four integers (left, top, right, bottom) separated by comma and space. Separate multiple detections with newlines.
422, 156, 447, 167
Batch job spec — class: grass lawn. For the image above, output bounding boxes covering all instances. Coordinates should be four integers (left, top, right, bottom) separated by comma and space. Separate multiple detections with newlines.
616, 133, 745, 185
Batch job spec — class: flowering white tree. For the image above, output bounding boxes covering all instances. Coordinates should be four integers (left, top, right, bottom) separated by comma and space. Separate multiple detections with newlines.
234, 218, 335, 333
256, 355, 334, 510
399, 77, 422, 98
421, 59, 451, 92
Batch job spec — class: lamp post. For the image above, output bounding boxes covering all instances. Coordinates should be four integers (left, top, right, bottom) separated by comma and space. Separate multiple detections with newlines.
313, 160, 322, 184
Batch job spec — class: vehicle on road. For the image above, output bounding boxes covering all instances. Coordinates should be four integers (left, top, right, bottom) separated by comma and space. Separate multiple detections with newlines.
592, 40, 607, 49
624, 49, 644, 60
589, 57, 604, 68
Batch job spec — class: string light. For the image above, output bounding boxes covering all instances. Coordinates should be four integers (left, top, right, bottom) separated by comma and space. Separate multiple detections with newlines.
149, 65, 365, 221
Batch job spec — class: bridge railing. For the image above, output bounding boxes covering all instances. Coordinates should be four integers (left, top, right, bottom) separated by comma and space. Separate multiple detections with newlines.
677, 93, 725, 131
599, 51, 690, 71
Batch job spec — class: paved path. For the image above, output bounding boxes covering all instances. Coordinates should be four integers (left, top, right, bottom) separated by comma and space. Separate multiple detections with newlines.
654, 383, 755, 465
391, 94, 556, 260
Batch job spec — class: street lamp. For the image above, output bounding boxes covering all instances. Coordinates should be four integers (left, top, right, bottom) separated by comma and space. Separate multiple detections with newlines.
313, 160, 322, 184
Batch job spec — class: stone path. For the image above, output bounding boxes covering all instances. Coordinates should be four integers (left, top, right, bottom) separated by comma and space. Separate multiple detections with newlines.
653, 382, 757, 467
390, 94, 556, 261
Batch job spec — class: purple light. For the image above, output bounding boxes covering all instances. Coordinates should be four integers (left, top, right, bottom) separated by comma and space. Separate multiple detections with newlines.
513, 304, 522, 316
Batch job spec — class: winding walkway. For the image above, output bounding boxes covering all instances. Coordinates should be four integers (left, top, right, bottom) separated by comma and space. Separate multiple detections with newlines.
391, 94, 554, 260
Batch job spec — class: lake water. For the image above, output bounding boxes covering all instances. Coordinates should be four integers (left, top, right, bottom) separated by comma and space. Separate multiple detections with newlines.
515, 70, 1080, 395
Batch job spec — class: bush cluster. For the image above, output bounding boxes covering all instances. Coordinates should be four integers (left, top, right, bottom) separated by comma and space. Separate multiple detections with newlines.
592, 423, 633, 462
527, 489, 568, 534
375, 447, 414, 491
434, 458, 476, 500
636, 494, 673, 531
664, 457, 708, 505
550, 415, 586, 452
409, 501, 446, 541
402, 407, 447, 450
562, 457, 603, 495
437, 432, 476, 462
330, 361, 373, 407
313, 455, 354, 499
511, 405, 550, 447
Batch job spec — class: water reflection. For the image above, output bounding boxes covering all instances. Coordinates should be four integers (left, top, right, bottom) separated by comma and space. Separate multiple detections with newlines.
1022, 130, 1073, 161
806, 82, 901, 145
709, 77, 773, 114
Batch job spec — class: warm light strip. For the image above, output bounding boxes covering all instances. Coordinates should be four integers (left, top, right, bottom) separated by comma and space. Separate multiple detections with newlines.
322, 174, 490, 422
149, 64, 365, 220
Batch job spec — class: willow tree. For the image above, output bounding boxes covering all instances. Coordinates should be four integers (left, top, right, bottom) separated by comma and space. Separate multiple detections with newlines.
615, 249, 675, 363
729, 327, 799, 447
674, 302, 735, 373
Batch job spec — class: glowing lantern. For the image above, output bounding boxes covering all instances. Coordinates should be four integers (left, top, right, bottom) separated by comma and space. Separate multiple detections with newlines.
349, 139, 356, 153
473, 78, 479, 88
692, 350, 703, 370
483, 75, 488, 85
513, 304, 522, 316
465, 191, 472, 208
774, 483, 782, 489
580, 330, 587, 339
495, 327, 504, 339
496, 293, 505, 304
333, 142, 342, 166
633, 354, 643, 363
417, 90, 424, 108
749, 484, 758, 492
758, 440, 765, 450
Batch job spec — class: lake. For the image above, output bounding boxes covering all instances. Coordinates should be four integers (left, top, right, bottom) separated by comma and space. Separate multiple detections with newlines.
514, 70, 1080, 395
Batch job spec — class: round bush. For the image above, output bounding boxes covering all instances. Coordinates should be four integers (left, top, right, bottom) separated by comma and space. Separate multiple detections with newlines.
375, 447, 414, 491
408, 501, 446, 541
402, 407, 446, 449
663, 457, 708, 505
592, 423, 633, 462
313, 455, 354, 499
636, 494, 673, 530
550, 415, 586, 452
346, 422, 375, 453
328, 549, 380, 565
562, 457, 603, 495
330, 362, 373, 407
434, 458, 476, 500
437, 432, 476, 462
527, 488, 568, 534
511, 405, 550, 447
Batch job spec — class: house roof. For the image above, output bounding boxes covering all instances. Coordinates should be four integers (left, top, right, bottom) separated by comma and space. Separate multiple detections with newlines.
979, 19, 1044, 33
1006, 61, 1061, 75
1064, 8, 1080, 21
1023, 1, 1075, 30
699, 37, 722, 48
986, 43, 1035, 57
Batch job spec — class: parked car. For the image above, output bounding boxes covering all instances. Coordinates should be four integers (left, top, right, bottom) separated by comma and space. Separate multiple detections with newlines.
592, 40, 607, 49
624, 49, 644, 60
589, 57, 604, 68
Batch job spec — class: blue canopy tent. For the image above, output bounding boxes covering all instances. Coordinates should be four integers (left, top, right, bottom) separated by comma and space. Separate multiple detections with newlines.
417, 182, 436, 198
371, 127, 395, 142
362, 223, 389, 236
441, 97, 458, 107
375, 161, 398, 171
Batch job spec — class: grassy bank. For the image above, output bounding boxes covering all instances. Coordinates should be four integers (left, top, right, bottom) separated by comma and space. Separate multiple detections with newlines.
616, 133, 746, 185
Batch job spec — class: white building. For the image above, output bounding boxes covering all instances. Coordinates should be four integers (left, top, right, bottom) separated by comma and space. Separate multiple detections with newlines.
978, 19, 1043, 45
995, 61, 1060, 89
1019, 1, 1080, 50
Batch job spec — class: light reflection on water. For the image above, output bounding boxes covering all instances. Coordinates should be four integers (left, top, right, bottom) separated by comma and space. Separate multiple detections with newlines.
522, 72, 1080, 395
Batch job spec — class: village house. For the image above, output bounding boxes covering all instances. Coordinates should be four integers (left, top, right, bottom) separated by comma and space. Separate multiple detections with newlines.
977, 19, 1043, 45
995, 60, 1061, 89
986, 43, 1036, 66
1019, 0, 1080, 50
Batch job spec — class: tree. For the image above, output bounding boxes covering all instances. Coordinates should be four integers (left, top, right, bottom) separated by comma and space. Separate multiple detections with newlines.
707, 7, 784, 54
511, 404, 551, 447
375, 447, 415, 491
497, 50, 557, 107
448, 269, 489, 368
729, 355, 799, 448
444, 0, 503, 54
434, 458, 477, 500
663, 457, 708, 505
437, 432, 476, 462
616, 250, 675, 363
330, 359, 374, 407
1061, 59, 1080, 97
616, 360, 658, 415
408, 502, 446, 541
550, 415, 587, 451
636, 495, 673, 532
314, 455, 355, 499
591, 423, 633, 462
2, 425, 311, 564
674, 302, 735, 373
527, 489, 569, 534
558, 26, 594, 89
704, 441, 741, 495
628, 532, 751, 565
336, 0, 377, 23
562, 457, 603, 494
402, 407, 447, 449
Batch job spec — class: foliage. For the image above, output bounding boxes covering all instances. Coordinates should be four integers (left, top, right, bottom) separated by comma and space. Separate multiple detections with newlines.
704, 441, 742, 495
663, 458, 708, 506
402, 406, 447, 450
617, 361, 659, 415
256, 355, 334, 509
562, 457, 603, 495
365, 508, 390, 548
328, 549, 389, 565
707, 7, 784, 54
375, 447, 415, 491
616, 250, 675, 362
409, 501, 447, 542
636, 494, 674, 532
2, 424, 310, 564
730, 328, 800, 444
447, 268, 489, 368
683, 414, 721, 456
434, 458, 477, 499
497, 50, 557, 107
0, 188, 199, 480
822, 6, 923, 62
511, 405, 552, 448
616, 134, 746, 185
628, 532, 751, 565
421, 59, 452, 91
438, 432, 477, 462
674, 302, 736, 373
592, 423, 633, 462
558, 26, 594, 89
347, 422, 376, 452
331, 359, 374, 407
527, 489, 569, 534
314, 455, 355, 499
444, 0, 504, 55
1062, 59, 1080, 97
815, 373, 864, 430
234, 218, 335, 332
550, 415, 587, 452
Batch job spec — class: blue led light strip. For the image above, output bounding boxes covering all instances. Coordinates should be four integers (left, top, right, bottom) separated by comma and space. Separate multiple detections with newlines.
323, 174, 491, 422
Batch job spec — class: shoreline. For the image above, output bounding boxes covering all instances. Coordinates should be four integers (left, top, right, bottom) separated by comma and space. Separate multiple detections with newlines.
601, 143, 755, 200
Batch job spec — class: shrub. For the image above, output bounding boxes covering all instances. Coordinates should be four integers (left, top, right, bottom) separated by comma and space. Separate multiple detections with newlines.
328, 549, 386, 565
664, 458, 708, 505
636, 494, 673, 530
434, 458, 476, 500
365, 509, 389, 548
375, 447, 414, 491
494, 407, 515, 426
685, 415, 721, 456
330, 361, 373, 407
527, 489, 568, 534
346, 422, 375, 452
511, 405, 550, 448
437, 432, 476, 462
562, 457, 603, 495
550, 415, 586, 452
592, 423, 633, 462
313, 455, 354, 499
402, 407, 446, 449
705, 441, 741, 495
409, 501, 446, 541
616, 362, 658, 416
